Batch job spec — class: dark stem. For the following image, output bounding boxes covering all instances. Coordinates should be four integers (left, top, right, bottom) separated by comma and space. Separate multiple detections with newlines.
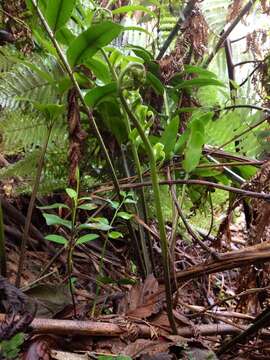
203, 0, 256, 68
16, 124, 53, 287
156, 0, 197, 60
0, 199, 6, 277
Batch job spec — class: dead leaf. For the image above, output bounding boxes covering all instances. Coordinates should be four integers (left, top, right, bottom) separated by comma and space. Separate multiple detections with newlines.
118, 274, 163, 318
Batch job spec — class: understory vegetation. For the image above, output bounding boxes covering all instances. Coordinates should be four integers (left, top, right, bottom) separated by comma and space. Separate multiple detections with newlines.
1, 0, 270, 359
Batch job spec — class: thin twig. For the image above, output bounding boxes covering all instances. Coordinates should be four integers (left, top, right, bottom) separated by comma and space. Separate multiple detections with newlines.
156, 0, 197, 60
203, 0, 256, 68
95, 179, 270, 201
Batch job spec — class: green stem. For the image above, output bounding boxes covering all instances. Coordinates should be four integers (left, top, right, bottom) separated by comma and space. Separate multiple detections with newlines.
0, 198, 6, 277
16, 124, 53, 287
118, 85, 177, 333
101, 49, 152, 275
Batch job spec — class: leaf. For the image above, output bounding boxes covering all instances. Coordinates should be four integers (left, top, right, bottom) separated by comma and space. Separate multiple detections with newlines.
112, 5, 156, 17
67, 22, 123, 67
66, 187, 77, 199
78, 203, 98, 211
108, 231, 123, 239
126, 45, 153, 62
176, 78, 225, 89
146, 72, 164, 95
34, 103, 65, 120
37, 203, 69, 210
84, 57, 111, 84
160, 116, 179, 159
84, 83, 117, 108
78, 223, 112, 231
45, 234, 67, 245
55, 26, 75, 46
45, 0, 76, 33
43, 213, 72, 229
184, 65, 217, 78
76, 233, 99, 245
117, 211, 133, 220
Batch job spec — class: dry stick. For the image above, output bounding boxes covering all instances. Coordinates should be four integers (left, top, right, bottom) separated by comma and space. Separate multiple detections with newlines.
0, 199, 6, 277
0, 314, 256, 338
30, 0, 142, 272
217, 306, 270, 356
95, 179, 270, 201
203, 0, 256, 68
16, 125, 53, 288
156, 0, 198, 60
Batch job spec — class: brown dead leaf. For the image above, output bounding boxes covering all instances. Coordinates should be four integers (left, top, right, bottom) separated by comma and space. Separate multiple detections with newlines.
118, 274, 163, 318
123, 339, 171, 358
22, 335, 56, 360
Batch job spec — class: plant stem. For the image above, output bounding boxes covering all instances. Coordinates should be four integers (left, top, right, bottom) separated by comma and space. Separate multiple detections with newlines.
101, 48, 152, 275
118, 91, 177, 334
0, 198, 6, 277
16, 124, 53, 287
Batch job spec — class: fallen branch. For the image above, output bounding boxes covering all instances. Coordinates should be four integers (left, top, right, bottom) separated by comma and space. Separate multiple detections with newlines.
0, 315, 257, 338
173, 243, 270, 283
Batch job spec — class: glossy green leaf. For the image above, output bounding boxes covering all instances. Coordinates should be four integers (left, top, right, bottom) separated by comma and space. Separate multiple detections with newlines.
43, 213, 72, 229
84, 83, 117, 108
126, 45, 153, 62
160, 116, 179, 159
117, 212, 133, 220
45, 0, 76, 33
67, 22, 123, 67
76, 233, 99, 245
45, 234, 67, 245
66, 188, 77, 199
108, 231, 123, 239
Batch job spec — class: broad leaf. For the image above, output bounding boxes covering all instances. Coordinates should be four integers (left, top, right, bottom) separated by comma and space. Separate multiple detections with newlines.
84, 83, 117, 108
78, 223, 112, 231
146, 72, 164, 95
67, 22, 123, 67
84, 58, 111, 84
176, 78, 225, 89
76, 233, 99, 245
45, 234, 67, 245
45, 0, 76, 33
66, 188, 77, 199
56, 27, 75, 46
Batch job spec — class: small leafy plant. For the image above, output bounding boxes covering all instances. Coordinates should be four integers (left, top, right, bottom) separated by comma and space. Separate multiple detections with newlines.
39, 170, 134, 316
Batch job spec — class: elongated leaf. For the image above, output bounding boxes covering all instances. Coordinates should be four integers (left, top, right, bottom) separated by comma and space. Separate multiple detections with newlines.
56, 27, 75, 46
112, 5, 156, 17
146, 72, 164, 95
37, 203, 69, 210
43, 213, 72, 229
78, 203, 98, 211
160, 116, 179, 159
176, 78, 225, 89
45, 234, 67, 245
78, 223, 112, 231
67, 22, 123, 67
184, 65, 217, 78
76, 233, 99, 245
84, 83, 117, 108
45, 0, 76, 33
